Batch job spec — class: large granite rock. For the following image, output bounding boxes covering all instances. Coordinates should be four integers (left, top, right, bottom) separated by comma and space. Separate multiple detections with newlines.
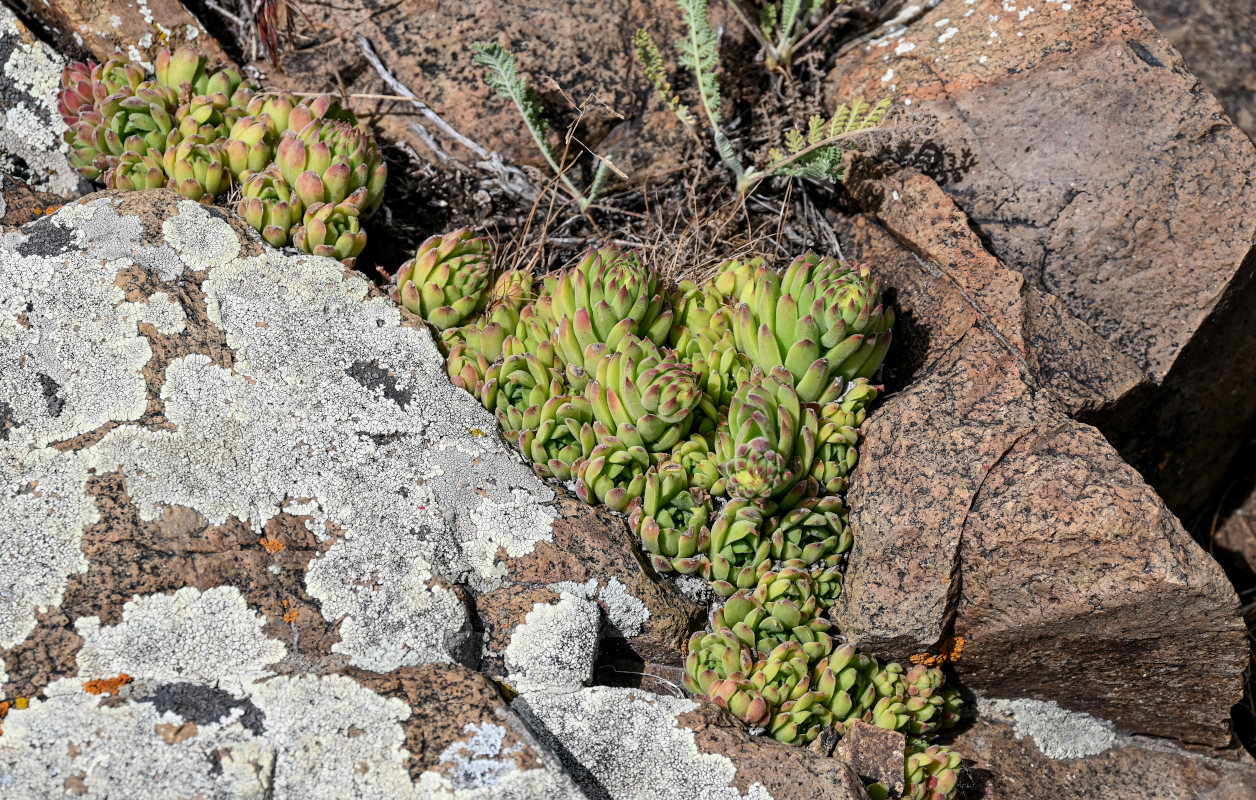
827, 0, 1256, 518
0, 191, 860, 799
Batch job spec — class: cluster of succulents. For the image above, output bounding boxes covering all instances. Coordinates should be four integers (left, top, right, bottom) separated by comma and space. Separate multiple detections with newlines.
395, 229, 963, 798
58, 47, 386, 267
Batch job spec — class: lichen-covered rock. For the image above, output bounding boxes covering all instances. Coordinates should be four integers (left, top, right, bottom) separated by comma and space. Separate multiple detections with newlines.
18, 0, 225, 68
951, 696, 1256, 799
0, 190, 760, 798
828, 0, 1256, 519
0, 6, 84, 198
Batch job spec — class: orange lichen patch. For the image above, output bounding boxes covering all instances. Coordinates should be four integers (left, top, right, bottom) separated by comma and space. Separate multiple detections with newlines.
468, 427, 488, 438
260, 537, 285, 554
15, 697, 26, 710
282, 599, 299, 623
496, 680, 518, 702
84, 674, 133, 695
910, 636, 965, 667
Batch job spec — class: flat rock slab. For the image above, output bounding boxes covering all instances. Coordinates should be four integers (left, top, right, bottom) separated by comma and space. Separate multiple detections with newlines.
0, 190, 847, 799
828, 0, 1256, 516
952, 697, 1256, 799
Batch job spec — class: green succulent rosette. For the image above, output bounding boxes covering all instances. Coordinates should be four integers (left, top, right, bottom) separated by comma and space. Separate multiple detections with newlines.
276, 118, 387, 215
664, 434, 724, 495
155, 46, 208, 96
748, 642, 833, 745
222, 115, 275, 180
683, 627, 754, 696
98, 82, 179, 158
394, 229, 491, 331
582, 335, 702, 454
707, 676, 772, 728
764, 492, 850, 565
812, 378, 878, 493
703, 498, 772, 598
293, 196, 368, 267
445, 343, 492, 394
64, 106, 111, 180
713, 583, 832, 661
574, 435, 650, 512
237, 164, 303, 248
732, 253, 893, 401
175, 92, 234, 141
162, 136, 229, 203
813, 643, 881, 734
103, 151, 166, 191
904, 743, 962, 800
547, 246, 673, 361
715, 366, 818, 507
518, 395, 597, 481
628, 462, 712, 574
883, 663, 961, 738
480, 352, 564, 436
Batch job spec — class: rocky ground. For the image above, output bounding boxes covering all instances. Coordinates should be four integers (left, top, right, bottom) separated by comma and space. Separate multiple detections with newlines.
2, 0, 1256, 798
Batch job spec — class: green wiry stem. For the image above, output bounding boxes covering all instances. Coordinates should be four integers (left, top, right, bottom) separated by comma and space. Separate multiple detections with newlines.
677, 0, 746, 181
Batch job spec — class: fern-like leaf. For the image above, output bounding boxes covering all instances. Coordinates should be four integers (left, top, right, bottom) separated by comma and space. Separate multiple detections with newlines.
633, 29, 696, 127
762, 97, 892, 183
676, 0, 744, 178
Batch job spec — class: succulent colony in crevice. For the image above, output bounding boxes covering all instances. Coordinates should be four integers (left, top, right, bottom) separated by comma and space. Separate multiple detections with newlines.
58, 47, 386, 266
400, 230, 965, 800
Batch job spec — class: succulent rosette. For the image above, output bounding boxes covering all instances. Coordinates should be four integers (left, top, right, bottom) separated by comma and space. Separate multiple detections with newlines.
882, 663, 961, 738
237, 164, 303, 248
732, 253, 893, 401
707, 676, 771, 728
293, 196, 368, 266
445, 343, 492, 394
715, 367, 818, 507
100, 82, 179, 158
93, 55, 146, 100
628, 462, 712, 574
104, 152, 166, 191
518, 395, 598, 480
812, 378, 878, 493
703, 499, 772, 597
276, 118, 387, 215
58, 60, 97, 128
764, 493, 850, 565
222, 115, 275, 180
583, 335, 702, 454
664, 434, 724, 495
394, 229, 491, 330
814, 643, 881, 733
903, 744, 962, 800
480, 353, 564, 435
547, 247, 673, 365
683, 627, 755, 696
64, 107, 111, 180
155, 46, 209, 95
714, 566, 832, 658
574, 435, 651, 512
747, 642, 833, 744
162, 136, 228, 203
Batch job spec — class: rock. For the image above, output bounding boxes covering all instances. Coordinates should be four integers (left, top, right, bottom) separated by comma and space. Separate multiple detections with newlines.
830, 318, 1246, 747
0, 6, 84, 198
0, 174, 63, 227
827, 0, 1256, 518
18, 0, 227, 68
1215, 486, 1256, 576
834, 720, 906, 794
951, 696, 1256, 799
1136, 0, 1256, 140
0, 190, 721, 797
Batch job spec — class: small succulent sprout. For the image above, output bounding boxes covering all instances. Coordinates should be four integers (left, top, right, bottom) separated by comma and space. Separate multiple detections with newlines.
293, 197, 368, 266
489, 269, 535, 315
286, 94, 360, 134
764, 493, 850, 565
237, 163, 303, 248
223, 115, 276, 180
904, 744, 962, 800
548, 246, 673, 358
100, 82, 179, 158
747, 641, 814, 708
394, 229, 492, 331
583, 335, 702, 454
665, 434, 725, 495
58, 60, 96, 127
628, 462, 712, 574
513, 303, 560, 370
104, 151, 166, 191
163, 136, 228, 203
518, 395, 598, 480
155, 46, 208, 96
771, 692, 835, 745
683, 628, 754, 696
814, 656, 881, 735
715, 367, 818, 507
246, 91, 299, 133
445, 342, 492, 394
176, 92, 235, 142
704, 498, 772, 597
93, 55, 147, 100
277, 118, 387, 215
481, 353, 563, 435
574, 435, 651, 512
707, 676, 771, 727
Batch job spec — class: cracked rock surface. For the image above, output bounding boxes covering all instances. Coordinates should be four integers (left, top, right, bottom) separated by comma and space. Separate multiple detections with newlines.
0, 191, 859, 799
